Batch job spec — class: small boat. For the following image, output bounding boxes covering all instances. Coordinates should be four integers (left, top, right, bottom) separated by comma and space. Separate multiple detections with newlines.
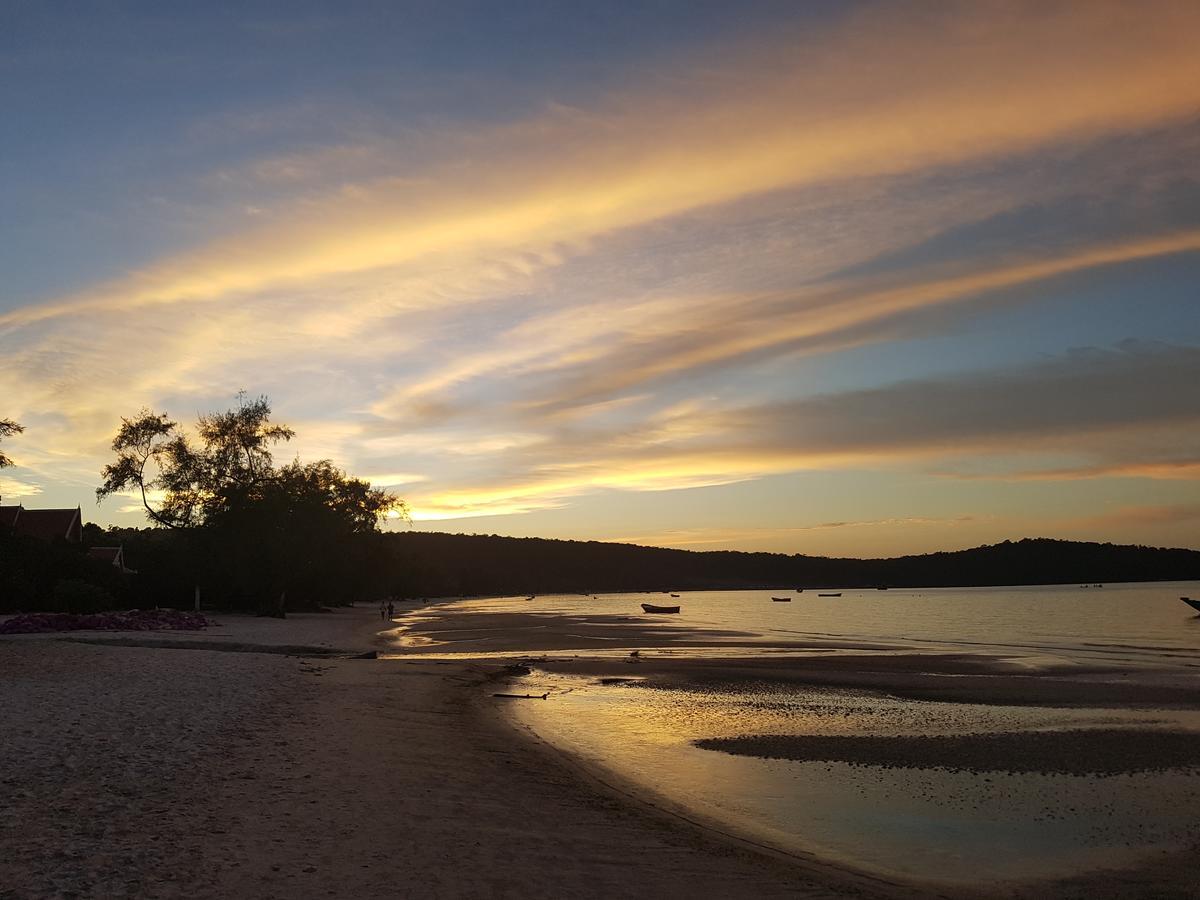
1182, 597, 1200, 613
877, 586, 889, 591
670, 593, 680, 598
641, 603, 680, 614
771, 596, 791, 602
818, 592, 842, 598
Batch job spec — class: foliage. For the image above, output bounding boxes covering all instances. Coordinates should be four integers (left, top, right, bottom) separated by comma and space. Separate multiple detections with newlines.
0, 532, 131, 614
95, 394, 405, 614
51, 578, 117, 614
96, 394, 295, 528
0, 417, 23, 468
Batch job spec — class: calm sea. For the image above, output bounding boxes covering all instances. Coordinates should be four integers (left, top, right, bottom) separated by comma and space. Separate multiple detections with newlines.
409, 580, 1200, 667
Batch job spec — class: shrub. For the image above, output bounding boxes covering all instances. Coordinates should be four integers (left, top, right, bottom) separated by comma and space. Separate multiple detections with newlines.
52, 579, 116, 614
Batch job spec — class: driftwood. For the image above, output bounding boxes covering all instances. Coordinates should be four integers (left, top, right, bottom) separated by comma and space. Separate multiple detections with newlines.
493, 692, 549, 700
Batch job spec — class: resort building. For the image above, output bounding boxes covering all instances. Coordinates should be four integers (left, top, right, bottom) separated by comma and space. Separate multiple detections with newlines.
87, 544, 135, 574
0, 504, 83, 543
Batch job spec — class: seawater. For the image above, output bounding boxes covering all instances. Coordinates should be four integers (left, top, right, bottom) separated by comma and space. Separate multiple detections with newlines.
405, 581, 1200, 667
396, 582, 1200, 885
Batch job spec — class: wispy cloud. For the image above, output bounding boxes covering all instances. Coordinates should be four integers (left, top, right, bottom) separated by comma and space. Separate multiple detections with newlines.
0, 479, 44, 501
396, 341, 1200, 518
4, 1, 1199, 333
3, 2, 1199, 550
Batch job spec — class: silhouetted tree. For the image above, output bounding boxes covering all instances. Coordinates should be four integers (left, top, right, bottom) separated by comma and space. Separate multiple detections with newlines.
97, 395, 405, 613
96, 394, 294, 528
0, 418, 23, 469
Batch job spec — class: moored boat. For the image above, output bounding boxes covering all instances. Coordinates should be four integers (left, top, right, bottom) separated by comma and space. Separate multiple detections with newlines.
818, 592, 842, 597
1182, 597, 1200, 613
641, 603, 680, 614
771, 596, 791, 602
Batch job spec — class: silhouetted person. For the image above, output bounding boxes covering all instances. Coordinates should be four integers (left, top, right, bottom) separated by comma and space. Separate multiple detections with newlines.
387, 601, 395, 619
379, 600, 386, 620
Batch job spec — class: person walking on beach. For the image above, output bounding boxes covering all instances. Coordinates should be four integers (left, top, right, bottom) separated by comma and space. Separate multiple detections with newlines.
379, 600, 386, 620
387, 601, 395, 619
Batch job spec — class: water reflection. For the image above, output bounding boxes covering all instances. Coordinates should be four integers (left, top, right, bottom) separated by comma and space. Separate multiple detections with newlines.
510, 673, 1200, 884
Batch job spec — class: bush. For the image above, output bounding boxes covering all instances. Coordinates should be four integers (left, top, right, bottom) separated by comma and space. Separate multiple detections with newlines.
0, 572, 36, 610
52, 579, 116, 614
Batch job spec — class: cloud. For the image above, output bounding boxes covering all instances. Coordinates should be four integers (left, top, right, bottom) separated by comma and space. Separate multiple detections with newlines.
0, 478, 44, 501
608, 517, 980, 549
4, 2, 1200, 537
377, 229, 1200, 425
4, 1, 1200, 333
1077, 503, 1200, 529
396, 341, 1200, 518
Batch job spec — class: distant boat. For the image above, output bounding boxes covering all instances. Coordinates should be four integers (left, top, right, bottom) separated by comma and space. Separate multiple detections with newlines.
1182, 597, 1200, 613
670, 593, 680, 598
641, 603, 680, 614
877, 586, 889, 591
818, 592, 842, 598
525, 595, 535, 601
771, 596, 791, 602
795, 588, 804, 593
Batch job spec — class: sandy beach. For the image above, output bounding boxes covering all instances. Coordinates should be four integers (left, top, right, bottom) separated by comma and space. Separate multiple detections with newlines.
1, 608, 908, 899
3, 602, 1198, 899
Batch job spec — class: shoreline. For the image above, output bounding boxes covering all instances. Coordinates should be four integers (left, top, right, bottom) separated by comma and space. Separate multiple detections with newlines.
4, 605, 1196, 897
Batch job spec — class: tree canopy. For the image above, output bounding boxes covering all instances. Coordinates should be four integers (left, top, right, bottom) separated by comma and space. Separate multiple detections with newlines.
96, 395, 405, 613
96, 394, 298, 528
0, 418, 23, 469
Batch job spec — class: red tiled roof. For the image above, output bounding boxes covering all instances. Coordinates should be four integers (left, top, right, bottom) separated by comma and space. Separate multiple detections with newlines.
14, 507, 81, 542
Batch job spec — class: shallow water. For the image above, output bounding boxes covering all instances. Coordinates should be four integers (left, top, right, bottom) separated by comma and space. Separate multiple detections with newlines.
509, 672, 1200, 884
393, 581, 1200, 885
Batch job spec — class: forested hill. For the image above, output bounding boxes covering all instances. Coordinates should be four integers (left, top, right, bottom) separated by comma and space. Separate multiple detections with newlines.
379, 533, 1200, 597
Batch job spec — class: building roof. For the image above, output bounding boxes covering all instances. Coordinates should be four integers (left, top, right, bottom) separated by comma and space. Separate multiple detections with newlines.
88, 546, 121, 564
12, 507, 82, 542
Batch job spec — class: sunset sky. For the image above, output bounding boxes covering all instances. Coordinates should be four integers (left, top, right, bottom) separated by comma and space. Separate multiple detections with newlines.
2, 1, 1199, 557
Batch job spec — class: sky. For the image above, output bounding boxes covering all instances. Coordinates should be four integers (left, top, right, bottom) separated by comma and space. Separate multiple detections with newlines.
1, 0, 1199, 558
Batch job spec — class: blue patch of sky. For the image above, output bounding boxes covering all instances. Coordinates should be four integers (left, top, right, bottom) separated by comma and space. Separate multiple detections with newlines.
736, 251, 1200, 401
832, 178, 1200, 285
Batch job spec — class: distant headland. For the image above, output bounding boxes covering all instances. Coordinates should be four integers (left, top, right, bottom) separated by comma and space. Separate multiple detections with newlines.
102, 529, 1200, 601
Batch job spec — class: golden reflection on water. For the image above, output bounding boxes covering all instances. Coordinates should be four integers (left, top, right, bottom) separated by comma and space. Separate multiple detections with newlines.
510, 673, 1200, 884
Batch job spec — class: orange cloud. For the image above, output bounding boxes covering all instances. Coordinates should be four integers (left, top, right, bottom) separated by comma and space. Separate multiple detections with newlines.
3, 1, 1199, 334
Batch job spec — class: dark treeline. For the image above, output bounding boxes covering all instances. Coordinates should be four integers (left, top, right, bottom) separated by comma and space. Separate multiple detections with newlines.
25, 529, 1195, 613
366, 532, 1200, 595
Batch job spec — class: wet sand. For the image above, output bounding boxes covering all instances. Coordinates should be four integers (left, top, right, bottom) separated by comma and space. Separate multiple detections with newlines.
695, 729, 1200, 775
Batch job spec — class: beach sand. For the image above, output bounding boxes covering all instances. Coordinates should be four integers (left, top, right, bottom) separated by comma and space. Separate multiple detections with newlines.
3, 606, 1197, 898
1, 609, 905, 899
